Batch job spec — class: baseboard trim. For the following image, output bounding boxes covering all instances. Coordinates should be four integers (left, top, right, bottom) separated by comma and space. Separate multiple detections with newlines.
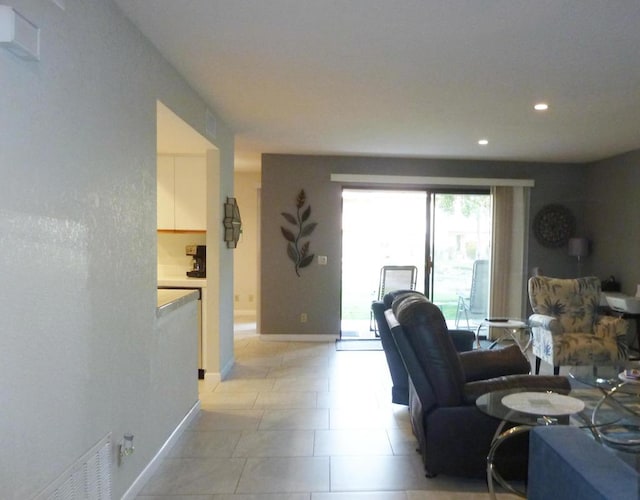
259, 333, 339, 342
234, 309, 257, 316
204, 370, 221, 387
121, 399, 201, 500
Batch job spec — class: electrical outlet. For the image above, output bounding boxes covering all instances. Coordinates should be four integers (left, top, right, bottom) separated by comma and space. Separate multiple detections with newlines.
248, 294, 254, 302
234, 294, 240, 302
300, 313, 308, 323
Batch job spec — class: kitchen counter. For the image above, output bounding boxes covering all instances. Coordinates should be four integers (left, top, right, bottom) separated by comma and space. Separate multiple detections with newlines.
158, 275, 207, 288
157, 289, 199, 318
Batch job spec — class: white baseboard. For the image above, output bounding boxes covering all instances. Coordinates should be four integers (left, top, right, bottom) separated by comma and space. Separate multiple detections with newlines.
200, 358, 235, 387
234, 309, 257, 316
259, 333, 339, 342
204, 370, 221, 388
199, 358, 234, 386
121, 399, 201, 500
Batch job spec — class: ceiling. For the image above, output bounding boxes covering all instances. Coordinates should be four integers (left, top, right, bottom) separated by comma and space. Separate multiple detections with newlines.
116, 1, 640, 172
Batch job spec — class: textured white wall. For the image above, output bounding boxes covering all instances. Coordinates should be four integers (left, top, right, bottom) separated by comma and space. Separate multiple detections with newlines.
0, 1, 233, 498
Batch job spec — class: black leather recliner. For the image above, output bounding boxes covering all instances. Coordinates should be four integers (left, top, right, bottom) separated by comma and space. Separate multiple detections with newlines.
386, 292, 571, 478
372, 290, 475, 405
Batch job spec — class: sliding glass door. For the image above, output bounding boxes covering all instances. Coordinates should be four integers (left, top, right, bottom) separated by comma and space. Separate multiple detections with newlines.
340, 189, 426, 339
429, 193, 492, 327
340, 188, 491, 338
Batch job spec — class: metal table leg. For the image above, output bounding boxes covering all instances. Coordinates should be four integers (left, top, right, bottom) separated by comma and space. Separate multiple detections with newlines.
487, 423, 532, 499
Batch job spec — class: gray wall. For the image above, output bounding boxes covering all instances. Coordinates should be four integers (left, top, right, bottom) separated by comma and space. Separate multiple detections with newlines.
586, 150, 640, 295
0, 1, 233, 498
261, 154, 588, 335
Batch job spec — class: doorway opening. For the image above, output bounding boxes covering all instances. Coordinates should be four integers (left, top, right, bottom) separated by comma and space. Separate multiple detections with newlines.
156, 100, 220, 377
340, 188, 492, 339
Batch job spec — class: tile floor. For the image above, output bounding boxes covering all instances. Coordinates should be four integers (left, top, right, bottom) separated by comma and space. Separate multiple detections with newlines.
136, 320, 519, 499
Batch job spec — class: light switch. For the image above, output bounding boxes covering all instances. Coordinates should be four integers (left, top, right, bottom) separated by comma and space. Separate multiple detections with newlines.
318, 255, 327, 266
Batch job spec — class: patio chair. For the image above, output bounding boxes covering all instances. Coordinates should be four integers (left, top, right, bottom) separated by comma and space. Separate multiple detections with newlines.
371, 265, 418, 334
455, 259, 489, 329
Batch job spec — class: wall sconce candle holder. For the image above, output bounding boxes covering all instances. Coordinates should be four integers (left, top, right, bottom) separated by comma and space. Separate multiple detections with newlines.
223, 197, 242, 248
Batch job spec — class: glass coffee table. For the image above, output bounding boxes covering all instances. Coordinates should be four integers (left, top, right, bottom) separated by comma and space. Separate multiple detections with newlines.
476, 387, 615, 499
570, 363, 640, 451
475, 319, 531, 352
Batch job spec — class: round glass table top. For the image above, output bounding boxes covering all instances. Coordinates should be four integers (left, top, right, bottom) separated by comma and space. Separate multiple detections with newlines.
501, 391, 584, 416
475, 387, 617, 427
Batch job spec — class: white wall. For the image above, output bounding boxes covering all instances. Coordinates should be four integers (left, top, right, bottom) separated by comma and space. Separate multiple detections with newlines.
0, 1, 233, 498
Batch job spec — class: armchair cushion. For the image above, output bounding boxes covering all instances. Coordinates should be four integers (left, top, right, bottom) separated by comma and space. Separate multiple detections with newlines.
529, 276, 599, 332
459, 344, 531, 382
595, 314, 628, 341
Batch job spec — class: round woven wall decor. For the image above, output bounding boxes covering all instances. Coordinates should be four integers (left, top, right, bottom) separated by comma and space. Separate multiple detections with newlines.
533, 204, 575, 248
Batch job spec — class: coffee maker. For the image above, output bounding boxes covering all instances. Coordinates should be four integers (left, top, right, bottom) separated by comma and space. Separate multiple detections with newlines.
185, 245, 206, 278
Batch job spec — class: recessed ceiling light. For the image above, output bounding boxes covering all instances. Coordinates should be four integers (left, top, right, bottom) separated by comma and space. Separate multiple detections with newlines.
478, 139, 489, 146
534, 103, 549, 111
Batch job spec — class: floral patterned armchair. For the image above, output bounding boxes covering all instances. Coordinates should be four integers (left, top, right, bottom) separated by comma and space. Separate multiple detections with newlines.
528, 276, 628, 374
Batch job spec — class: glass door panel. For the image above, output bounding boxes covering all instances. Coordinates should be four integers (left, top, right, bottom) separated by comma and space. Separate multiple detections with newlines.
340, 189, 426, 339
430, 193, 492, 327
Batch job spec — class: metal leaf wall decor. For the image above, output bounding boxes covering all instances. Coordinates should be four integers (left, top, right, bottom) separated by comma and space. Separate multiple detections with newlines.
280, 189, 317, 277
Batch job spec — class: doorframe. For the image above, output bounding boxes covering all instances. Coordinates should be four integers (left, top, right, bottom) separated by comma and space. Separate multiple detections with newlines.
339, 186, 493, 337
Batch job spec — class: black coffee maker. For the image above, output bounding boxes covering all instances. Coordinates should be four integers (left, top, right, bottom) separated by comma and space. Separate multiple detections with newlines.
186, 245, 206, 278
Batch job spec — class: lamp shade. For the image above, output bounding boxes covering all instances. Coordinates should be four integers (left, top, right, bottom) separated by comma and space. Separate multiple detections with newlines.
568, 237, 589, 258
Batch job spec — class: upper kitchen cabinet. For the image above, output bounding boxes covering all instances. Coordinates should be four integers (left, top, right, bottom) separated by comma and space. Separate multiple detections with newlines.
157, 155, 207, 231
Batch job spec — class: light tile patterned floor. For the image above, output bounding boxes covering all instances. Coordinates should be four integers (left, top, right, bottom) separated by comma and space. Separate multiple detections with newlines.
136, 321, 519, 499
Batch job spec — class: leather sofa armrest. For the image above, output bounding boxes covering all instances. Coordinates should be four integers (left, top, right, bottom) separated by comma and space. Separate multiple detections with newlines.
529, 314, 562, 334
459, 344, 531, 382
463, 374, 571, 404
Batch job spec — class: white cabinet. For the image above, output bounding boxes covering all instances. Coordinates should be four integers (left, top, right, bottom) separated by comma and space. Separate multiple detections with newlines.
174, 156, 207, 230
157, 155, 207, 231
157, 156, 175, 229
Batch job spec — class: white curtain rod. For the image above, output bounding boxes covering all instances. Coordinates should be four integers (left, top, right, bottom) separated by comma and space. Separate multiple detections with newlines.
330, 174, 535, 188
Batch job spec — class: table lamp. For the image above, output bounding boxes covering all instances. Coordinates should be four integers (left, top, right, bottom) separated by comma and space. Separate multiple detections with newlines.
568, 237, 589, 276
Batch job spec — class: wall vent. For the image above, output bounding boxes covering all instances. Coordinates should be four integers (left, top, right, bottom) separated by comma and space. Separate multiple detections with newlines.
35, 433, 112, 500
